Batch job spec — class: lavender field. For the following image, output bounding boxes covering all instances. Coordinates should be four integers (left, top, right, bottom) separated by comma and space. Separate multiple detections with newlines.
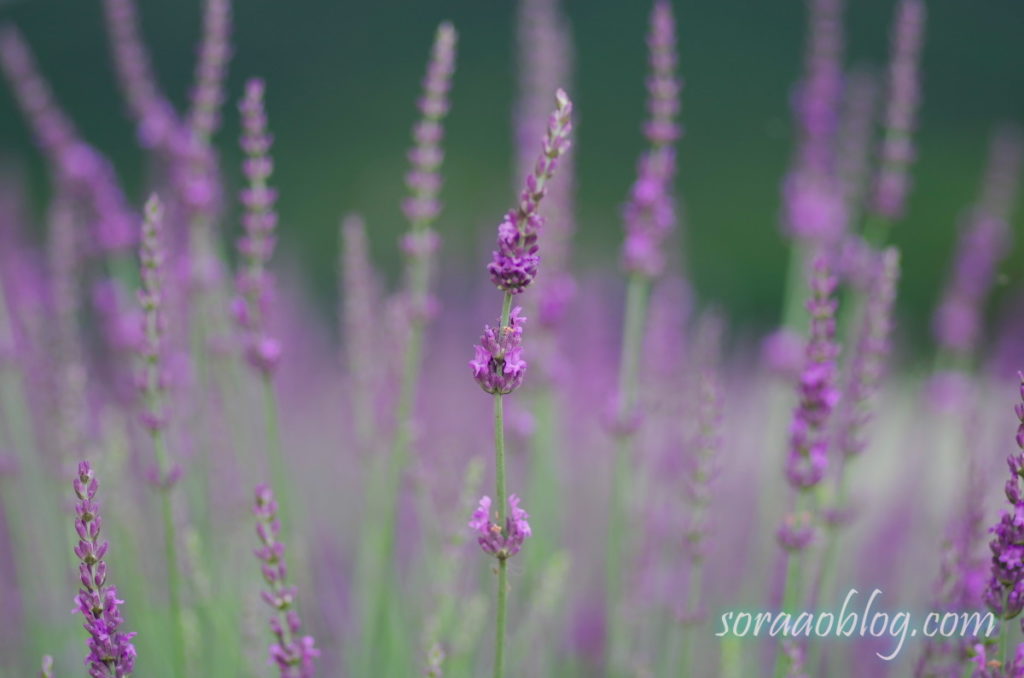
1, 0, 1024, 676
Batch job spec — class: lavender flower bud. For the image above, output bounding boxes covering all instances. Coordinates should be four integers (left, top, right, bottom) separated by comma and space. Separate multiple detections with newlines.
234, 78, 282, 376
187, 0, 232, 143
40, 655, 53, 678
871, 0, 926, 221
468, 494, 533, 560
136, 195, 173, 439
253, 484, 319, 677
71, 462, 137, 677
488, 90, 573, 294
470, 307, 528, 395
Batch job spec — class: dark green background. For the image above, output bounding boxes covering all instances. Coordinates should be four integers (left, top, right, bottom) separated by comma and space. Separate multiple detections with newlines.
1, 0, 1022, 347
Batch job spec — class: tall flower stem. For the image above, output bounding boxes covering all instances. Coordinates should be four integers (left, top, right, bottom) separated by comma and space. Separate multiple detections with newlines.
152, 428, 187, 678
606, 271, 650, 670
261, 374, 290, 528
493, 391, 508, 678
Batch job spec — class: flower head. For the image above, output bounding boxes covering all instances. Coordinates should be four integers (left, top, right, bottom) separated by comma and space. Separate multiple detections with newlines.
469, 494, 532, 560
71, 461, 137, 677
253, 484, 319, 677
470, 307, 528, 395
488, 89, 573, 294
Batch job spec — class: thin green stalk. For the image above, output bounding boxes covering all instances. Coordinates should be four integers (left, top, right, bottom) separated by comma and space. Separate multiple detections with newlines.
677, 546, 706, 678
152, 429, 187, 678
261, 375, 290, 526
773, 492, 809, 678
606, 272, 651, 673
781, 241, 810, 333
493, 391, 508, 678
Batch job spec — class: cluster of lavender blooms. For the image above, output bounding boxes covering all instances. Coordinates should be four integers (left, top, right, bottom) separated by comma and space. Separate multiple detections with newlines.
487, 89, 573, 294
72, 462, 137, 678
469, 495, 533, 560
253, 484, 319, 677
4, 0, 1024, 677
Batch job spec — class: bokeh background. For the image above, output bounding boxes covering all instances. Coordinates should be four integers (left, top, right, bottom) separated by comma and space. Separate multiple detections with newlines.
0, 0, 1022, 347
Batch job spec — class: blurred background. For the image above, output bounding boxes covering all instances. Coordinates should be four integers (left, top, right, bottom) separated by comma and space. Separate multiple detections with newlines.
0, 0, 1022, 348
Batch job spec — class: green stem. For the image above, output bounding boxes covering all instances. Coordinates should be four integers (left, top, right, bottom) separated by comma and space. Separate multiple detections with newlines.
261, 375, 290, 525
153, 429, 187, 678
493, 389, 508, 678
606, 273, 651, 673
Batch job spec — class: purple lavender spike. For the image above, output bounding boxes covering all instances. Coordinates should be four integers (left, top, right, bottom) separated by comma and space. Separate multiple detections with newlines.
0, 27, 136, 254
40, 655, 53, 678
102, 0, 184, 151
233, 78, 282, 376
621, 0, 681, 277
871, 0, 926, 222
781, 0, 845, 245
468, 494, 533, 559
253, 484, 320, 677
470, 307, 528, 395
71, 462, 138, 677
187, 0, 232, 143
780, 256, 840, 500
834, 247, 900, 461
933, 126, 1023, 359
487, 89, 574, 294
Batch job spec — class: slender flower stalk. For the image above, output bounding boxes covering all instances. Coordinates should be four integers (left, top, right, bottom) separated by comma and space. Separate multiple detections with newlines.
232, 79, 291, 531
187, 0, 232, 145
71, 461, 137, 677
253, 484, 319, 677
136, 195, 187, 678
607, 1, 681, 669
471, 89, 573, 678
865, 0, 926, 244
774, 255, 841, 678
391, 18, 458, 505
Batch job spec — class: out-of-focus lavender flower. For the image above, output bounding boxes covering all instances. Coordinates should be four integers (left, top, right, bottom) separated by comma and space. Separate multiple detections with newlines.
40, 655, 53, 678
784, 257, 840, 490
517, 0, 577, 320
621, 0, 681, 277
233, 78, 282, 376
187, 0, 232, 143
782, 0, 846, 244
470, 307, 528, 396
871, 0, 926, 222
71, 461, 137, 677
0, 27, 135, 253
778, 257, 840, 551
933, 126, 1023, 358
835, 247, 900, 459
983, 374, 1024, 623
253, 484, 319, 677
469, 494, 532, 559
102, 0, 183, 151
969, 642, 1024, 678
488, 89, 573, 294
137, 195, 170, 435
761, 327, 806, 380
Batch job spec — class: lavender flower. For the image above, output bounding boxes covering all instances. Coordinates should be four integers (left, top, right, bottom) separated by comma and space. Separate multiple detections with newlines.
871, 0, 926, 222
983, 375, 1024, 626
469, 494, 533, 560
0, 27, 135, 253
253, 484, 319, 677
835, 248, 900, 459
782, 0, 846, 244
233, 78, 281, 375
933, 126, 1023, 358
187, 0, 232, 143
470, 307, 528, 395
102, 0, 182, 150
71, 461, 137, 677
621, 0, 681, 276
40, 655, 53, 678
487, 89, 573, 294
783, 256, 840, 490
137, 195, 170, 436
